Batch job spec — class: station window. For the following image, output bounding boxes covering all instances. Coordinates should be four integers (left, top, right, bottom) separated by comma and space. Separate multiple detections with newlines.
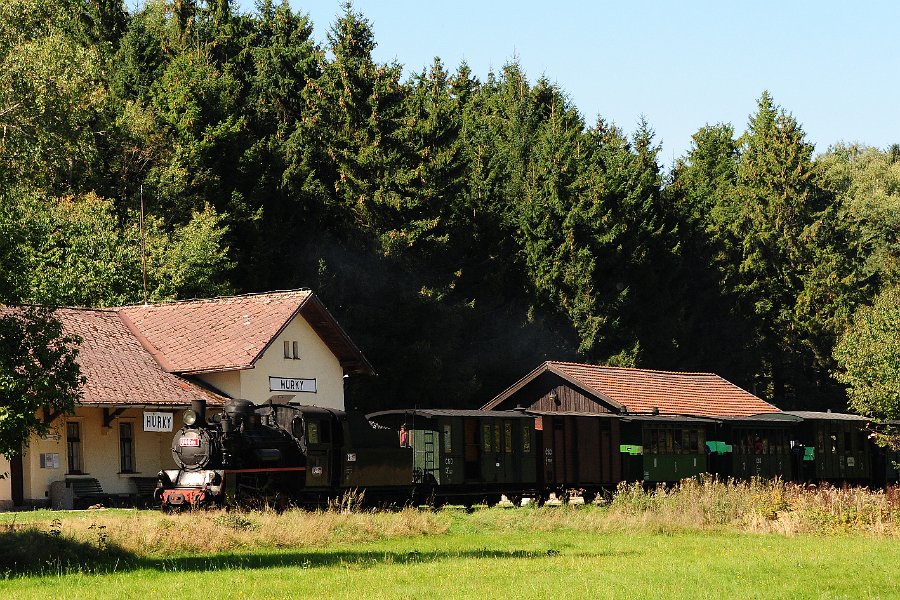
283, 341, 300, 359
66, 422, 83, 474
119, 422, 135, 473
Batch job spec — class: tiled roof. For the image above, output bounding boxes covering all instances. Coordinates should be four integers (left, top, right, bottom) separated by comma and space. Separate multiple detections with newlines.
117, 290, 373, 376
483, 360, 779, 418
56, 308, 224, 406
119, 290, 312, 374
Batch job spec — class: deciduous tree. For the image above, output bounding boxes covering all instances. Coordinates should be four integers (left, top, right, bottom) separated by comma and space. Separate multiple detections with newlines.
0, 307, 84, 459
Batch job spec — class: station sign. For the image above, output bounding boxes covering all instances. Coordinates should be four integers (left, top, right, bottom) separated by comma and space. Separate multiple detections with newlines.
144, 411, 174, 432
269, 377, 317, 393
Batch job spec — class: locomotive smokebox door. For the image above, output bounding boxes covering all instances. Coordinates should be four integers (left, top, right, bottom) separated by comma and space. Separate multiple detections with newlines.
172, 428, 213, 470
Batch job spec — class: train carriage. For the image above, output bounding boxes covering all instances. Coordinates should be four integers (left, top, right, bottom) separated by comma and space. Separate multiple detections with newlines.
622, 414, 714, 483
722, 413, 800, 481
782, 411, 873, 483
367, 409, 538, 504
531, 412, 621, 496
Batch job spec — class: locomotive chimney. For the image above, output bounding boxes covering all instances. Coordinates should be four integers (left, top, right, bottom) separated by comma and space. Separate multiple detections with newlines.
191, 398, 207, 425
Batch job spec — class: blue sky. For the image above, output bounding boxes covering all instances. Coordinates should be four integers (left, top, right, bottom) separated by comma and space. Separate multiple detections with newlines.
236, 1, 898, 165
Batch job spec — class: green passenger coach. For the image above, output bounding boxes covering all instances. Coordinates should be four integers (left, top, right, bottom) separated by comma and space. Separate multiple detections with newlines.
367, 409, 538, 503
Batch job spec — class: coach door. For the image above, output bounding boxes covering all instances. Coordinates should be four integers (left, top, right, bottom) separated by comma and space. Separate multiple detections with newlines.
303, 415, 335, 489
463, 418, 481, 482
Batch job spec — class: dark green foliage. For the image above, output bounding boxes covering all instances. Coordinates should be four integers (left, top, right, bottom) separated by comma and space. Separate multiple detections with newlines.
0, 3, 890, 413
669, 93, 865, 408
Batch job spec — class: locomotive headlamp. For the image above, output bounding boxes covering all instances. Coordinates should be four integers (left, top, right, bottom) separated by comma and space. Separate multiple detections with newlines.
183, 409, 198, 426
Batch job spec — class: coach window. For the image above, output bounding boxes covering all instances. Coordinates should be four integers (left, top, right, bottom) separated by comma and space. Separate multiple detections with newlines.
522, 423, 532, 454
66, 422, 83, 474
482, 423, 492, 452
647, 428, 660, 454
504, 422, 512, 453
443, 424, 452, 453
119, 422, 135, 473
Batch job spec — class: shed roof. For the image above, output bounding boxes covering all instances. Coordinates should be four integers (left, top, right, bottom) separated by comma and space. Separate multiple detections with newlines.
118, 290, 374, 376
482, 360, 779, 418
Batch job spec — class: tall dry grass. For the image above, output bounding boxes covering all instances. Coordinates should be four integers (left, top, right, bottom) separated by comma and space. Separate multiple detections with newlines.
461, 478, 900, 537
2, 507, 450, 558
602, 477, 900, 536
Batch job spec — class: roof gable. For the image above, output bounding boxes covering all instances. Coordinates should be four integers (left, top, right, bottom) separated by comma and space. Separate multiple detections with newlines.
118, 290, 373, 376
483, 360, 780, 418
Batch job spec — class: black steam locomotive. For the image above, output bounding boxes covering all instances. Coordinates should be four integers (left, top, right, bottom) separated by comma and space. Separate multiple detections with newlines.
156, 398, 900, 510
158, 398, 415, 508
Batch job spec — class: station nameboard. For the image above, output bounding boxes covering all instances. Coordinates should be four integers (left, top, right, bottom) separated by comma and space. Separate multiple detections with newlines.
144, 411, 174, 432
269, 377, 317, 393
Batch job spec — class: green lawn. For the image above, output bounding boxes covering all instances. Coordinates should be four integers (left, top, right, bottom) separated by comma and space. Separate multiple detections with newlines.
2, 508, 898, 599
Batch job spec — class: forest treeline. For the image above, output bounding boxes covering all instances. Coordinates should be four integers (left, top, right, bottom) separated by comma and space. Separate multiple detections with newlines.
1, 0, 898, 413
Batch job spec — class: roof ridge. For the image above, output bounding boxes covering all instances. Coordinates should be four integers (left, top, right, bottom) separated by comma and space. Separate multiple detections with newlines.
548, 360, 717, 377
115, 288, 312, 310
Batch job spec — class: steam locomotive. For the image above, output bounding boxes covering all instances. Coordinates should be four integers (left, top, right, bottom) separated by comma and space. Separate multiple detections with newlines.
158, 398, 410, 508
156, 398, 900, 509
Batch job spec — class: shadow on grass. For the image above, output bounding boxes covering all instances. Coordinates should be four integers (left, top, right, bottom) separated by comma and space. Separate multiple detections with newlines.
0, 528, 133, 578
0, 528, 642, 578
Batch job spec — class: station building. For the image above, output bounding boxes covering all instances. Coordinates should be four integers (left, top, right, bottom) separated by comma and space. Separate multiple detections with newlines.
0, 290, 373, 509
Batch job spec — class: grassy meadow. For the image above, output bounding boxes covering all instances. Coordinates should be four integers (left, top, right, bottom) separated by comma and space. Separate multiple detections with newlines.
2, 479, 899, 599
